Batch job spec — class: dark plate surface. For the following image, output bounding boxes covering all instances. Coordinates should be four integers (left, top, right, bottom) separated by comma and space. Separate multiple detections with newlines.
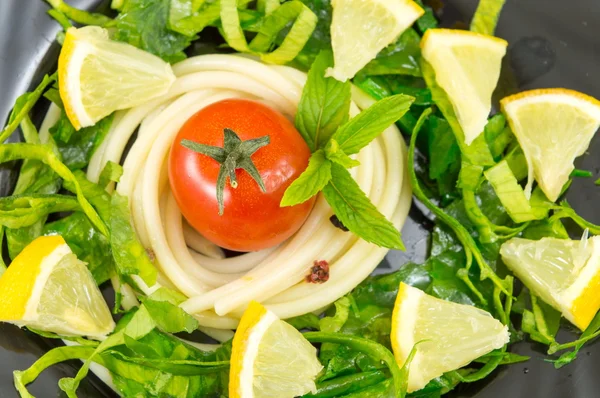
1, 0, 600, 397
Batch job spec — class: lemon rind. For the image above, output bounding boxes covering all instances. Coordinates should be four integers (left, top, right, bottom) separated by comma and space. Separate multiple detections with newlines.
501, 88, 600, 201
421, 28, 507, 145
421, 28, 508, 51
501, 88, 600, 122
560, 237, 600, 330
238, 309, 278, 397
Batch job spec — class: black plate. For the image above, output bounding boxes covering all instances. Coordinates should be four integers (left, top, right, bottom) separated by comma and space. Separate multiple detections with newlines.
1, 0, 600, 397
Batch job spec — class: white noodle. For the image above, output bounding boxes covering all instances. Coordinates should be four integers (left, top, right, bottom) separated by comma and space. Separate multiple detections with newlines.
83, 54, 412, 329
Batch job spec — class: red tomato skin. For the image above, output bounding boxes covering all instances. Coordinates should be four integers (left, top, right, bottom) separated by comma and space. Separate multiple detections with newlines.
168, 99, 315, 252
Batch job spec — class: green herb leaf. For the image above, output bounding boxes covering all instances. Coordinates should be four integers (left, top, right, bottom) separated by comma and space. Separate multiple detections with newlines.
414, 0, 438, 33
295, 50, 351, 151
427, 115, 460, 181
112, 0, 195, 63
360, 29, 422, 77
325, 139, 360, 168
322, 163, 404, 250
281, 149, 332, 206
333, 94, 414, 155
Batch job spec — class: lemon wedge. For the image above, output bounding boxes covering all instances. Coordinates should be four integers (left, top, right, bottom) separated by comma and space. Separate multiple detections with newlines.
501, 236, 600, 331
391, 283, 509, 392
421, 29, 507, 145
326, 0, 424, 82
501, 89, 600, 202
58, 26, 175, 130
229, 301, 322, 398
0, 235, 114, 338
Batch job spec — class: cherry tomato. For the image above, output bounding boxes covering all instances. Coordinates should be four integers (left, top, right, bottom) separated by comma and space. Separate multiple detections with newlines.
168, 99, 315, 252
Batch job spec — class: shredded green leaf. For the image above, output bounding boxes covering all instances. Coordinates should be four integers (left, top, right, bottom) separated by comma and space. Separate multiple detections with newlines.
470, 0, 506, 35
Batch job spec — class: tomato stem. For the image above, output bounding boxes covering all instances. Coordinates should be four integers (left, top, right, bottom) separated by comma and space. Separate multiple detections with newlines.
181, 128, 270, 215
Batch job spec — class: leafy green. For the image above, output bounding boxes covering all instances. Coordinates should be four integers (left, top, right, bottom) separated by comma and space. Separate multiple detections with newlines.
484, 160, 535, 223
111, 0, 195, 63
413, 0, 438, 33
281, 149, 332, 206
427, 115, 459, 181
360, 29, 422, 77
483, 114, 512, 160
0, 143, 107, 235
550, 312, 600, 368
0, 194, 79, 229
45, 0, 112, 26
470, 0, 506, 35
551, 201, 600, 235
408, 109, 509, 303
62, 173, 156, 286
0, 73, 57, 143
168, 0, 222, 36
44, 212, 114, 284
16, 301, 228, 398
320, 297, 351, 333
6, 120, 62, 259
325, 139, 360, 169
333, 94, 414, 155
220, 0, 318, 64
570, 169, 593, 178
50, 112, 113, 171
420, 59, 494, 166
302, 370, 388, 397
140, 298, 199, 333
304, 332, 404, 397
323, 163, 404, 250
295, 51, 351, 151
110, 193, 158, 286
98, 160, 124, 189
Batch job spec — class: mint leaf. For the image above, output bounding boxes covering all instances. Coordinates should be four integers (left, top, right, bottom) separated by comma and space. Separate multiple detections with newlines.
322, 163, 404, 250
325, 139, 360, 169
333, 94, 414, 155
295, 50, 351, 151
281, 149, 332, 206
